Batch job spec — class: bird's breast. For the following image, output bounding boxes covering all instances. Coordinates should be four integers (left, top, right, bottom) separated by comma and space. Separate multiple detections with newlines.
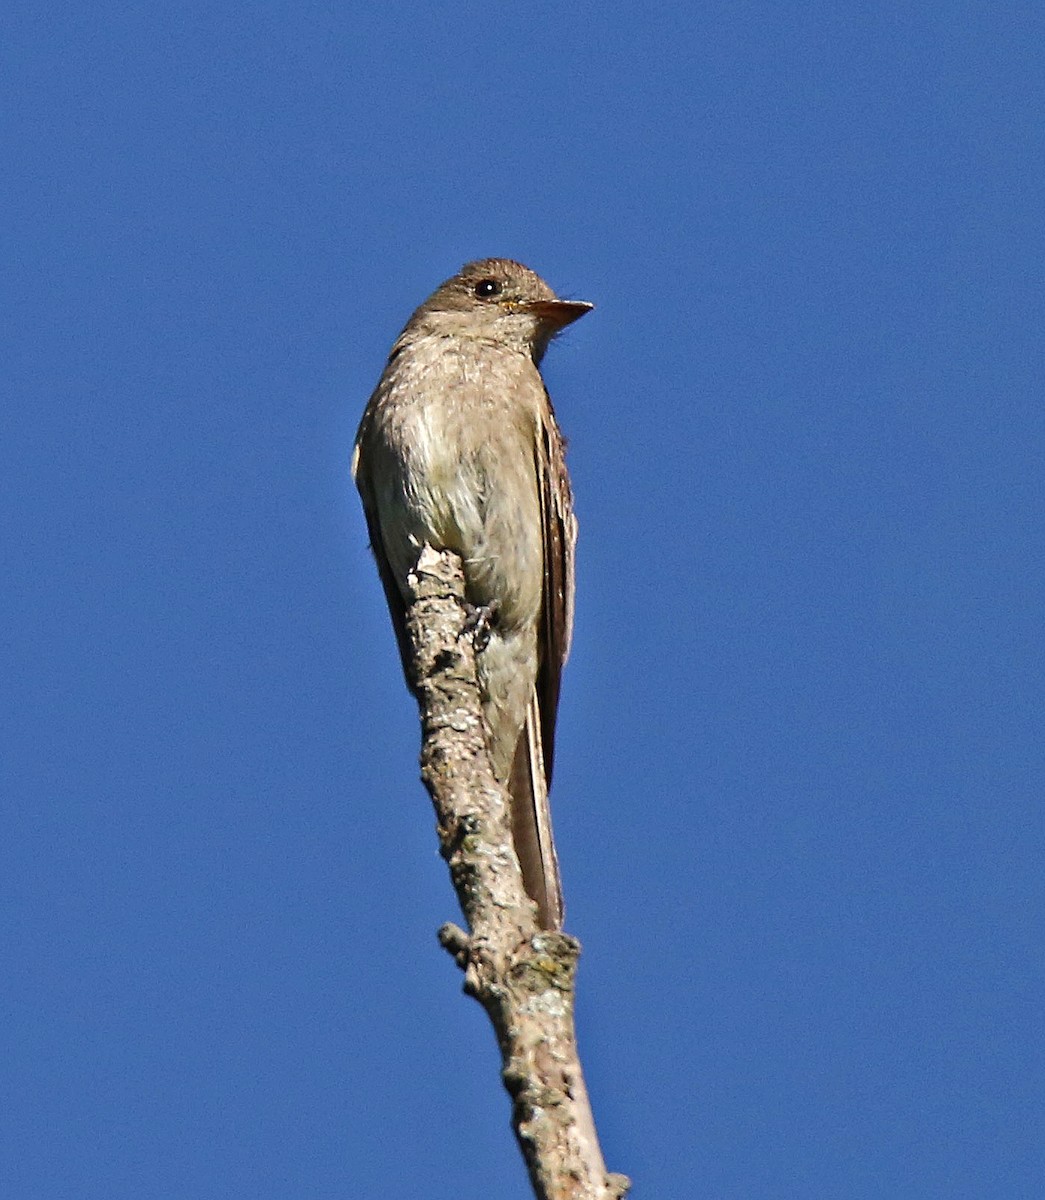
369, 338, 545, 631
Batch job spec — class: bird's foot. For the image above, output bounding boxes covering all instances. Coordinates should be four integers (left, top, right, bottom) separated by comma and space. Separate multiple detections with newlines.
461, 600, 498, 653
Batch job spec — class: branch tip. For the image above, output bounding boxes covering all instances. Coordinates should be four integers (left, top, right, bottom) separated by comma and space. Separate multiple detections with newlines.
438, 922, 471, 967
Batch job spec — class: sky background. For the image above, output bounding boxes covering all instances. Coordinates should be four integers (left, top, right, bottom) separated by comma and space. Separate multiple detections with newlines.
4, 3, 1043, 1197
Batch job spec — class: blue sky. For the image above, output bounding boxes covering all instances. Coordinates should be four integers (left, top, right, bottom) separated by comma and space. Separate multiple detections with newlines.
4, 3, 1043, 1197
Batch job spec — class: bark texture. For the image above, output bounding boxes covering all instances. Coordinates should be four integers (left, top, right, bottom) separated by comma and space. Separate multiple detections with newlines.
403, 544, 630, 1200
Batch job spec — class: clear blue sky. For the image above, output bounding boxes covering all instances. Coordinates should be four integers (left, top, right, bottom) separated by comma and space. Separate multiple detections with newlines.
4, 4, 1043, 1197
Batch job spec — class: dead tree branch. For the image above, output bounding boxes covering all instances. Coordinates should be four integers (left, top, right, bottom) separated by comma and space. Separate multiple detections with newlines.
402, 544, 629, 1200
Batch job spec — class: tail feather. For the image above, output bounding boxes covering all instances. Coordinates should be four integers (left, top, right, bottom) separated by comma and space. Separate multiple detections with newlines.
509, 694, 564, 930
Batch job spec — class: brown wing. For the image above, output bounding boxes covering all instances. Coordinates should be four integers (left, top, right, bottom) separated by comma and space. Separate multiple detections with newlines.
351, 421, 416, 696
533, 392, 577, 786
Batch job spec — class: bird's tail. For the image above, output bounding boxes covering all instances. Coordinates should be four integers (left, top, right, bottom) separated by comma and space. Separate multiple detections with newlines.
509, 694, 564, 930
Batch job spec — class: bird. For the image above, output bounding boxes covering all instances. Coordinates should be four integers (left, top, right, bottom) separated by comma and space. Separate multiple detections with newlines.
352, 258, 592, 929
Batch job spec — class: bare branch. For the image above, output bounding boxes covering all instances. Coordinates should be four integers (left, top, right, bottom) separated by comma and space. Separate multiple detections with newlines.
403, 544, 630, 1200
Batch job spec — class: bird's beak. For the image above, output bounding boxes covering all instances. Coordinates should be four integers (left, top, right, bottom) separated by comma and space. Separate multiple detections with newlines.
524, 299, 594, 330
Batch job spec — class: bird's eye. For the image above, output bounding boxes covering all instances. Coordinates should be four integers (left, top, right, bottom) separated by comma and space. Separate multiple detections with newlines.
474, 278, 502, 299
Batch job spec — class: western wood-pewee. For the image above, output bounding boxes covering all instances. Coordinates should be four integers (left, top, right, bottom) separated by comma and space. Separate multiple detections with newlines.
352, 258, 592, 929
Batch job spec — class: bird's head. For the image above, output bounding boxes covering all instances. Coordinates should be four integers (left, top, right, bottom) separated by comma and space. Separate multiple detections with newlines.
404, 258, 593, 363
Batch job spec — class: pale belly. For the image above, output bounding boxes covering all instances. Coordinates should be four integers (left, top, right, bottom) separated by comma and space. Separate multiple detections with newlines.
369, 344, 545, 635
